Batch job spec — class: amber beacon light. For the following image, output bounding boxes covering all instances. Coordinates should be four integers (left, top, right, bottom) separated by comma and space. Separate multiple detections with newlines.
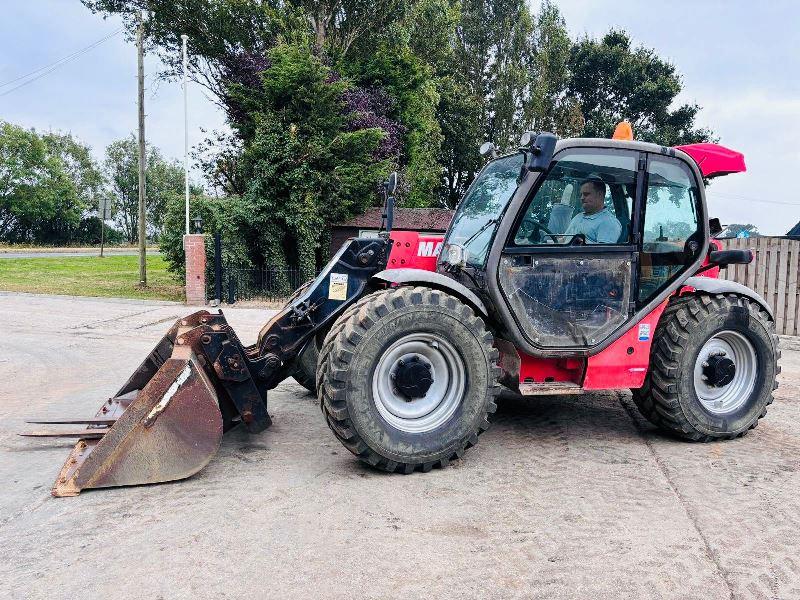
612, 121, 634, 140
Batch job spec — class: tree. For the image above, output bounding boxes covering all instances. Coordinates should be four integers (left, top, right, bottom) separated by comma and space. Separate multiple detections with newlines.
160, 191, 254, 278
567, 30, 712, 145
341, 37, 443, 207
37, 131, 105, 244
524, 1, 582, 136
0, 121, 103, 245
84, 0, 430, 232
103, 135, 188, 243
231, 43, 390, 280
82, 0, 717, 240
721, 223, 761, 238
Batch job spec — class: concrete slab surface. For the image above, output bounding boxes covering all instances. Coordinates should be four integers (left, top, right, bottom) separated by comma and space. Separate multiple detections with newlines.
1, 293, 798, 599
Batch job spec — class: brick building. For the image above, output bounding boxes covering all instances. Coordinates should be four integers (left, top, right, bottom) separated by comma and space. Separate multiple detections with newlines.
329, 207, 454, 256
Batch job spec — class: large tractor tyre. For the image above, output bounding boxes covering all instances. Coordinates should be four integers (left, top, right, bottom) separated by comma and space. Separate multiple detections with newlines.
632, 293, 779, 441
292, 341, 319, 392
318, 286, 500, 473
316, 291, 386, 394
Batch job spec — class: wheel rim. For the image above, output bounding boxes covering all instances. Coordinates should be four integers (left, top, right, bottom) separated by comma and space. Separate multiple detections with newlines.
372, 333, 466, 433
693, 330, 758, 415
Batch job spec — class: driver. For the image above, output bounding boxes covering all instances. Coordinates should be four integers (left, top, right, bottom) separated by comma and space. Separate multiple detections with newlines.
564, 178, 622, 244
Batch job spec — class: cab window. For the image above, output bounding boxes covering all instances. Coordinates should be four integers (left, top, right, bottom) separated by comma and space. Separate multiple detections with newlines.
638, 156, 702, 303
511, 149, 638, 246
445, 153, 523, 268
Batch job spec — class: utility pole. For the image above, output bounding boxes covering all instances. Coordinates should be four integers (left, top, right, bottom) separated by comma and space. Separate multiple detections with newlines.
182, 34, 189, 235
137, 11, 147, 286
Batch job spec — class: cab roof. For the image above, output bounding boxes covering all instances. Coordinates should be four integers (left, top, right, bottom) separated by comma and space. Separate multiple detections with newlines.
555, 137, 746, 178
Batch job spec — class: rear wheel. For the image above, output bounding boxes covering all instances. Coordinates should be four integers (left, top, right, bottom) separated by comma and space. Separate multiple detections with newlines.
318, 286, 500, 473
632, 293, 779, 441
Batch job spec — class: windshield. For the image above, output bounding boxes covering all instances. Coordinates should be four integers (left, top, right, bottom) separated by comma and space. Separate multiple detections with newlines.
444, 153, 523, 268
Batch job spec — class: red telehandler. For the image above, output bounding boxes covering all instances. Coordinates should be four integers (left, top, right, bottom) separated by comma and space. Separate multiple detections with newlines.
25, 129, 778, 496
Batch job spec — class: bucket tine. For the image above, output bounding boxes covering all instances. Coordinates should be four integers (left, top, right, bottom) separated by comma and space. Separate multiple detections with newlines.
20, 430, 108, 439
24, 418, 116, 426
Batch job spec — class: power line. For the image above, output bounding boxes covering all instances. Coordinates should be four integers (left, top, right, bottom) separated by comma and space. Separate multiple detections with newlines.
706, 191, 800, 207
0, 28, 123, 98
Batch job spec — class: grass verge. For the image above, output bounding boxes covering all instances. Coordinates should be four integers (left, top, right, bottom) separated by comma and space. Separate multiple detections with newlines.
0, 255, 184, 302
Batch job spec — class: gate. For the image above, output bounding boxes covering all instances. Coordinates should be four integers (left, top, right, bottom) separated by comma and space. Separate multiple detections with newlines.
207, 234, 307, 303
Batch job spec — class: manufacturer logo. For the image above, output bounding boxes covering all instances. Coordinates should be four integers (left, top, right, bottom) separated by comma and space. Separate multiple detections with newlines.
417, 241, 443, 257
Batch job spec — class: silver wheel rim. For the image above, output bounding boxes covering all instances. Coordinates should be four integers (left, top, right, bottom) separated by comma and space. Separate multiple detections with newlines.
372, 333, 466, 433
693, 330, 757, 415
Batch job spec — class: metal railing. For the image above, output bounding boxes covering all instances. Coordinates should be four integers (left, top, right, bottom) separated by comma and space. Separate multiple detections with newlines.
209, 265, 306, 303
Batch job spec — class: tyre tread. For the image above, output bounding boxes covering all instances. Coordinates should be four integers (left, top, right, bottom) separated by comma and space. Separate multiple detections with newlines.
632, 292, 778, 441
317, 286, 500, 473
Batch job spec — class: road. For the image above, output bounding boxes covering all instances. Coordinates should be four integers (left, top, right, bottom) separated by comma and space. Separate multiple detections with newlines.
0, 250, 159, 259
1, 293, 798, 599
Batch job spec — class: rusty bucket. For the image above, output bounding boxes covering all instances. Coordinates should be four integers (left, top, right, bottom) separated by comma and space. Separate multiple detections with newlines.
23, 311, 269, 497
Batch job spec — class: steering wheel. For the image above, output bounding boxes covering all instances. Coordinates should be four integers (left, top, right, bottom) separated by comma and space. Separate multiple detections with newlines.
520, 217, 560, 243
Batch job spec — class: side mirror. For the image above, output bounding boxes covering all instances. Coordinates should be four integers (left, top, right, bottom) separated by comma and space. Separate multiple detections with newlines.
381, 172, 398, 233
385, 172, 398, 196
527, 132, 557, 172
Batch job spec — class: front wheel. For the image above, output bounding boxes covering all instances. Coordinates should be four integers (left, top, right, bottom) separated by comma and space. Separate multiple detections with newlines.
318, 286, 500, 473
633, 293, 779, 441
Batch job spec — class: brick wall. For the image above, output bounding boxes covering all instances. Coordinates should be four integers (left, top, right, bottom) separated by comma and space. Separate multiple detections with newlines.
184, 234, 206, 305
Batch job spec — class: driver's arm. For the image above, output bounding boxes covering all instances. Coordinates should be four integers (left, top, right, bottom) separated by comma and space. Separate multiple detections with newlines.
595, 217, 623, 244
564, 215, 581, 237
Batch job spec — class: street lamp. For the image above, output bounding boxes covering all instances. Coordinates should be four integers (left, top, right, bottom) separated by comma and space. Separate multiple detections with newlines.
192, 215, 203, 234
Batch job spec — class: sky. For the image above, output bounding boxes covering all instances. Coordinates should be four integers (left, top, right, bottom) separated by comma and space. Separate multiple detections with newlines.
1, 1, 799, 234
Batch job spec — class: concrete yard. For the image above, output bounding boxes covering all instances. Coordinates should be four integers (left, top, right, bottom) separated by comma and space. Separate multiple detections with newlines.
1, 292, 798, 599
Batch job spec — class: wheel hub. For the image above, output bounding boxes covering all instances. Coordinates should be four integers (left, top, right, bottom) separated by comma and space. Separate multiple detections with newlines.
393, 357, 433, 400
372, 333, 466, 433
693, 330, 757, 415
701, 353, 736, 387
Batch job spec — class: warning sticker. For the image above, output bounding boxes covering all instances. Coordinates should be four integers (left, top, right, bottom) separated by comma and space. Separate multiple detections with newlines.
329, 273, 348, 300
638, 323, 650, 342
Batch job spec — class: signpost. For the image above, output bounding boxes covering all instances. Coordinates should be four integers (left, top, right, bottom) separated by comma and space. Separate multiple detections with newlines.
99, 197, 112, 257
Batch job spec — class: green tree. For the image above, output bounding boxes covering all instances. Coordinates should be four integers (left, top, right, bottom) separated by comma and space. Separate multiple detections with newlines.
82, 0, 716, 233
0, 122, 66, 242
160, 191, 254, 278
722, 223, 761, 238
231, 43, 390, 280
524, 1, 582, 136
567, 30, 712, 144
84, 0, 428, 225
342, 36, 443, 207
0, 121, 104, 245
103, 135, 189, 243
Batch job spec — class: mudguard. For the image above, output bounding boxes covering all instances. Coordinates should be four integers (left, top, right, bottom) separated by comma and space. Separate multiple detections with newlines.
683, 276, 774, 320
371, 268, 488, 316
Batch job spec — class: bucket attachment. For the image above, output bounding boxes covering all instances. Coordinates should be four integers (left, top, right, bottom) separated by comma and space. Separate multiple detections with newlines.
23, 311, 271, 497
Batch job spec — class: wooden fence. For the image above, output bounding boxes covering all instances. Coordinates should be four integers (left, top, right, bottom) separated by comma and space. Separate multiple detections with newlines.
718, 237, 800, 336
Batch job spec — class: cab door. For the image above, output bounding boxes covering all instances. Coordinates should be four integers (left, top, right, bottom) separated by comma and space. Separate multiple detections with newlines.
497, 147, 643, 350
637, 154, 705, 305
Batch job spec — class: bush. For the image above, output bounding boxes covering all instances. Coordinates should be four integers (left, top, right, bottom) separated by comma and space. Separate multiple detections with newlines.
160, 192, 255, 282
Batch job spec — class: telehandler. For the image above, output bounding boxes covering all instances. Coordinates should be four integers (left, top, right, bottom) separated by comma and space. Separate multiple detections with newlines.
25, 127, 778, 496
